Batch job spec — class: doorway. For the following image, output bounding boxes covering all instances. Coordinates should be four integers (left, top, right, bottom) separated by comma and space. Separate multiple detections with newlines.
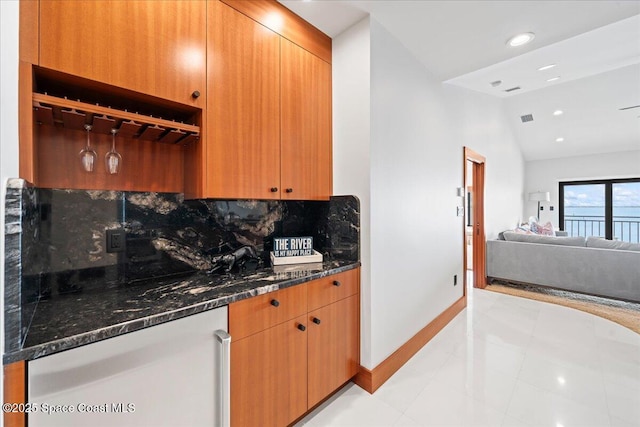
463, 147, 486, 290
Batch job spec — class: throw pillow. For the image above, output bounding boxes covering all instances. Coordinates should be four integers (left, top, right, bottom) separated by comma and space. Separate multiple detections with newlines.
530, 221, 556, 236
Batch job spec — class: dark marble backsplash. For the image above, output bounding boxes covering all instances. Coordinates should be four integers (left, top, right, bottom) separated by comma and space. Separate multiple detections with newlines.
4, 180, 42, 352
4, 179, 359, 353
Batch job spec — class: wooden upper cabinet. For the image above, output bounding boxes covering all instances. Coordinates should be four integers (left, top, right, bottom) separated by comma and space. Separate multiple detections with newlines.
281, 38, 333, 200
219, 0, 331, 63
205, 1, 281, 199
199, 1, 332, 200
39, 0, 206, 107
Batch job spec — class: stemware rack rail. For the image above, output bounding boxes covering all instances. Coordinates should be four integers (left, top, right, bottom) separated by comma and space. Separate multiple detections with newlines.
32, 93, 200, 146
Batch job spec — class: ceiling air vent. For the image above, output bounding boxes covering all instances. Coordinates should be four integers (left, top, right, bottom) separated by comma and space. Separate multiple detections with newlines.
504, 86, 521, 93
520, 114, 534, 123
619, 105, 640, 111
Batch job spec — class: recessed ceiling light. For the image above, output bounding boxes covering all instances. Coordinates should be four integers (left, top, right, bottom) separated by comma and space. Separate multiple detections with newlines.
556, 137, 564, 142
490, 80, 502, 87
553, 110, 564, 116
538, 64, 557, 71
507, 32, 535, 47
547, 76, 561, 82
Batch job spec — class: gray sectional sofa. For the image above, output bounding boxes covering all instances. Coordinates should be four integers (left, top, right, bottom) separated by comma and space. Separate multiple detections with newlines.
487, 232, 640, 302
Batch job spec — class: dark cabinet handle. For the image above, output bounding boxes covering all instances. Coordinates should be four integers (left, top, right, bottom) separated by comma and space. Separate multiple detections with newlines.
312, 317, 321, 325
285, 188, 293, 193
333, 280, 341, 287
191, 90, 201, 99
270, 299, 280, 307
297, 324, 306, 332
270, 187, 278, 193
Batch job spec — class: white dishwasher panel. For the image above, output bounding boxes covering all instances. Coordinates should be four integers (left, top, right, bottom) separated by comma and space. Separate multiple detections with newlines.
28, 306, 228, 427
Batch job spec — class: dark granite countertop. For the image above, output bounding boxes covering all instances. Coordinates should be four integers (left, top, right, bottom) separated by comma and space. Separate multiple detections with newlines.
4, 260, 359, 364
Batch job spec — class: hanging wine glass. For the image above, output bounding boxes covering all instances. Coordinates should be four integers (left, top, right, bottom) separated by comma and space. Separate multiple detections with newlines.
105, 128, 122, 174
79, 124, 97, 172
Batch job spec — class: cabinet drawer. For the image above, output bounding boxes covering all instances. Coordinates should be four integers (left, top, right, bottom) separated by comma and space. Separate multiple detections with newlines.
307, 268, 359, 312
229, 285, 307, 340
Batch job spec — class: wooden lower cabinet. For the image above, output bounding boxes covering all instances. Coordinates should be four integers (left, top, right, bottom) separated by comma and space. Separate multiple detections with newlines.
307, 295, 359, 408
231, 316, 308, 427
230, 270, 360, 427
3, 361, 26, 427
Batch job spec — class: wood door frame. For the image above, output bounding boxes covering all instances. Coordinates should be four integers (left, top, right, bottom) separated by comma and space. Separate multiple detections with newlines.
463, 147, 487, 289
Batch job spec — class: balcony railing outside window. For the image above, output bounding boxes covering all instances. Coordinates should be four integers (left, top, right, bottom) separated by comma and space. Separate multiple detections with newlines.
564, 215, 640, 243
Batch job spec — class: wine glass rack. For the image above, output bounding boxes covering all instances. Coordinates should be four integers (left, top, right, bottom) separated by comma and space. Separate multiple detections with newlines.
32, 93, 200, 146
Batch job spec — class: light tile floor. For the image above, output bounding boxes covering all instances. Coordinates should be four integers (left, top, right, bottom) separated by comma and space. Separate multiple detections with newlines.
295, 287, 640, 427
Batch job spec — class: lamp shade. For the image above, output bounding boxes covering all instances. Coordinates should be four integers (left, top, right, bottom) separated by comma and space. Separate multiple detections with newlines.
529, 191, 550, 202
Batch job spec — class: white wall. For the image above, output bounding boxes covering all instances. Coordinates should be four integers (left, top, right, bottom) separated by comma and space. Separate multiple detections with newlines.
443, 85, 526, 237
334, 18, 525, 369
1, 0, 21, 415
368, 20, 464, 368
332, 17, 372, 367
525, 150, 640, 226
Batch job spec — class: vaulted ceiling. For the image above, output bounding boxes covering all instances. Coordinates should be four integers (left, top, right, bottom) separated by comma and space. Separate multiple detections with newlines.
281, 0, 640, 161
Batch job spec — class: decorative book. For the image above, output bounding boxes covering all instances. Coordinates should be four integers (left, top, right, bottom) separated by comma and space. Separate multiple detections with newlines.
271, 236, 323, 265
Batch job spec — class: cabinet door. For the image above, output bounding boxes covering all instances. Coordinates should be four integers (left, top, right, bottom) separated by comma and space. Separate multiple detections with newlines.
231, 316, 308, 427
40, 0, 206, 107
307, 295, 359, 408
281, 38, 332, 200
28, 307, 228, 427
205, 1, 281, 199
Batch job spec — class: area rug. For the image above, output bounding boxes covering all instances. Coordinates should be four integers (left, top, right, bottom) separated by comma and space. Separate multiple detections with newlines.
485, 280, 640, 335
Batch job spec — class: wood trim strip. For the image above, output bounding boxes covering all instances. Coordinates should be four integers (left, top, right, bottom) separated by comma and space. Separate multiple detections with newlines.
463, 149, 469, 294
3, 361, 27, 427
33, 93, 200, 133
464, 146, 486, 164
353, 296, 467, 393
464, 146, 487, 289
19, 61, 36, 183
220, 0, 332, 63
473, 162, 487, 288
19, 0, 38, 64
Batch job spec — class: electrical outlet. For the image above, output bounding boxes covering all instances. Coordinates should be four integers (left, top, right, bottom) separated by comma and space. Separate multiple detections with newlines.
454, 274, 457, 286
106, 228, 126, 253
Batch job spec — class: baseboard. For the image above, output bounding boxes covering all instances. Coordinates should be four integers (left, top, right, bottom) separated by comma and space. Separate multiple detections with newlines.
353, 295, 467, 393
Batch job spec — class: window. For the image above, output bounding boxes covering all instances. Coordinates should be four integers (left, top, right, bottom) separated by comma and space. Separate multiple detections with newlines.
560, 178, 640, 243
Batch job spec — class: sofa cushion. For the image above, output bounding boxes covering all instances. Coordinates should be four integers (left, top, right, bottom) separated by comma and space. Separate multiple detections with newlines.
586, 236, 640, 252
502, 231, 586, 247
